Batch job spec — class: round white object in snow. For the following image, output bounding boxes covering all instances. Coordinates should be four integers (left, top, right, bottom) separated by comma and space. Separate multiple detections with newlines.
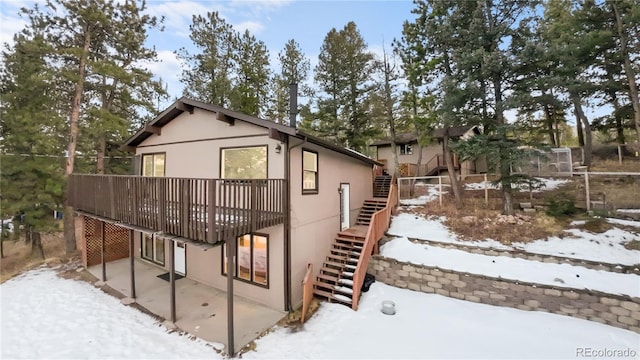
381, 300, 396, 315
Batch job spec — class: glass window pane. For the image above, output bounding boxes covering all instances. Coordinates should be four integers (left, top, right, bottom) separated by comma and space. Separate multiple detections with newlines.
143, 234, 153, 260
253, 235, 267, 285
237, 235, 251, 281
155, 237, 164, 264
303, 171, 316, 190
154, 154, 165, 176
143, 155, 154, 176
222, 147, 267, 179
303, 151, 317, 171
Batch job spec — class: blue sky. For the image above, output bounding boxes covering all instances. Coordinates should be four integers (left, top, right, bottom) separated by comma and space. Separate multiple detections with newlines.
1, 0, 416, 107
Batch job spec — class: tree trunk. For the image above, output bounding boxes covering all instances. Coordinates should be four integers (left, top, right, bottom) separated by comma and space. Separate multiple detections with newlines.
64, 28, 92, 254
576, 111, 585, 147
503, 187, 514, 215
572, 94, 592, 167
31, 230, 45, 260
410, 142, 423, 196
444, 131, 463, 209
543, 103, 557, 146
96, 135, 106, 174
612, 1, 640, 143
611, 93, 626, 145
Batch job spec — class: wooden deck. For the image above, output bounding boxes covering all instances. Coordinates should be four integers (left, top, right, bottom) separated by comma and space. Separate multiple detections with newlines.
68, 175, 286, 244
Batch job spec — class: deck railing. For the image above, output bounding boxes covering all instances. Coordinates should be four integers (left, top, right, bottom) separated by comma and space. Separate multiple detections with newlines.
351, 175, 398, 310
68, 174, 286, 244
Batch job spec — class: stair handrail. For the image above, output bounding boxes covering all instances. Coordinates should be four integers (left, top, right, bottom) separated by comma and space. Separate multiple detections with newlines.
351, 175, 398, 310
301, 263, 314, 324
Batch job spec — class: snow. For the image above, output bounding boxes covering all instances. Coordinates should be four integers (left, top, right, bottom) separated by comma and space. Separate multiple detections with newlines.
0, 268, 223, 359
464, 177, 570, 192
399, 184, 447, 206
388, 213, 640, 265
618, 209, 640, 214
381, 236, 640, 297
388, 213, 512, 250
2, 268, 638, 359
245, 282, 639, 359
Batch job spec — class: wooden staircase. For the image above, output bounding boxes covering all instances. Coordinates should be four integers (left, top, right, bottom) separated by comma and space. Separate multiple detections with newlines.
356, 199, 387, 226
313, 229, 366, 306
313, 175, 395, 308
373, 175, 392, 198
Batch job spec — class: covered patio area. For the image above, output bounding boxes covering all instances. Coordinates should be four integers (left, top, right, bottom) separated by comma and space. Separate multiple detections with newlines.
87, 258, 286, 353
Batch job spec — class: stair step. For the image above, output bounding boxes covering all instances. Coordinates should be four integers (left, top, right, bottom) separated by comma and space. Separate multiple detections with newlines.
327, 254, 358, 263
320, 267, 342, 275
342, 271, 354, 277
313, 289, 352, 305
334, 285, 354, 295
325, 260, 346, 269
316, 273, 339, 283
330, 248, 360, 257
339, 278, 354, 286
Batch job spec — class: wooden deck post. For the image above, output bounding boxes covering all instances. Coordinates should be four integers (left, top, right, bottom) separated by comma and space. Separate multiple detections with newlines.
129, 229, 136, 299
169, 237, 176, 323
226, 235, 235, 356
101, 221, 106, 282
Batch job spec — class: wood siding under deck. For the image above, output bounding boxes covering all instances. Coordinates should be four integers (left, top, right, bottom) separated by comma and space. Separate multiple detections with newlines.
68, 174, 286, 244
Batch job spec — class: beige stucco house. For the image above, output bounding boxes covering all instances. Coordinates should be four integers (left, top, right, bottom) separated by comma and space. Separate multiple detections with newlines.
370, 126, 487, 177
67, 97, 393, 353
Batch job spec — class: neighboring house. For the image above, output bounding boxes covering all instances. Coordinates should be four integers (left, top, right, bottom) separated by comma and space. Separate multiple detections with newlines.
67, 97, 395, 352
370, 125, 487, 177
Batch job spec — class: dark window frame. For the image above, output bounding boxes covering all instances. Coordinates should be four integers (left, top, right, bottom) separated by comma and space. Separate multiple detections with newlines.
141, 233, 165, 266
302, 148, 319, 195
221, 233, 269, 288
399, 144, 413, 155
140, 152, 166, 177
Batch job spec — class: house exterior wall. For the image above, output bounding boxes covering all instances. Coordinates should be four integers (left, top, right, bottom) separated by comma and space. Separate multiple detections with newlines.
376, 143, 442, 175
288, 141, 374, 308
135, 108, 286, 179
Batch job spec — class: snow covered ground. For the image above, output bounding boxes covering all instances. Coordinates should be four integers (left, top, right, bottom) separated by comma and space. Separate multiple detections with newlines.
388, 213, 640, 265
464, 177, 570, 192
2, 268, 638, 359
381, 236, 640, 297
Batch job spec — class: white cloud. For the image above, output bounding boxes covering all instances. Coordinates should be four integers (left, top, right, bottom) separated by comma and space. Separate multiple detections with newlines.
0, 2, 30, 47
146, 1, 211, 38
141, 50, 185, 105
233, 20, 264, 34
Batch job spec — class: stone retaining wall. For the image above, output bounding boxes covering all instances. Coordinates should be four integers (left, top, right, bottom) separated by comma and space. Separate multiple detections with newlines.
368, 255, 640, 333
379, 237, 639, 274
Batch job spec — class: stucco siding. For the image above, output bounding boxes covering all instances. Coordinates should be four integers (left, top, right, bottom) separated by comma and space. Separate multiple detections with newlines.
135, 109, 286, 179
288, 142, 374, 307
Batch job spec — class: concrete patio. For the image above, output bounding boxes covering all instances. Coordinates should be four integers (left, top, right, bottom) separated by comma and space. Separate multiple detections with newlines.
87, 258, 286, 353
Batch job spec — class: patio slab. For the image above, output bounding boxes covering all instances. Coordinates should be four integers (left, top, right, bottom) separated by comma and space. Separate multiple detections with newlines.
87, 258, 286, 353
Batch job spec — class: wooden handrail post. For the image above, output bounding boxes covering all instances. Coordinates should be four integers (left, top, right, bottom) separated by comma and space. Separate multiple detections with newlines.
207, 179, 216, 244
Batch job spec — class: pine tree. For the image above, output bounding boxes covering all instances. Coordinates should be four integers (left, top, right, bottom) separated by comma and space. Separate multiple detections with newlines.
314, 22, 376, 152
178, 11, 237, 107
230, 30, 270, 116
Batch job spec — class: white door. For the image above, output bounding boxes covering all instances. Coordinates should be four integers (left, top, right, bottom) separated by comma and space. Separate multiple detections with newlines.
174, 241, 186, 275
340, 183, 350, 231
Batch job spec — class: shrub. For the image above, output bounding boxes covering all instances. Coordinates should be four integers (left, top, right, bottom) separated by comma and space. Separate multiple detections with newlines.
546, 197, 577, 218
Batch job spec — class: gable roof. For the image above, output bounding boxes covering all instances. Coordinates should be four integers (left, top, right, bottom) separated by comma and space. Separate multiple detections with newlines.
124, 97, 381, 167
370, 125, 480, 147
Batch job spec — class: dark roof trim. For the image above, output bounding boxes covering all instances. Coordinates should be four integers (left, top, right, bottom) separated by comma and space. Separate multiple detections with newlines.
123, 97, 381, 167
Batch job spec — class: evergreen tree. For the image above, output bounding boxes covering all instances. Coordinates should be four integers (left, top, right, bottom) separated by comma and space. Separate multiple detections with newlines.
230, 30, 270, 116
314, 22, 376, 152
267, 39, 312, 125
0, 32, 66, 232
178, 11, 237, 107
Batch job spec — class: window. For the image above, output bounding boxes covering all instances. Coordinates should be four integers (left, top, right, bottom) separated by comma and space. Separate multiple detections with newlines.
221, 146, 267, 179
142, 234, 164, 265
399, 144, 413, 155
302, 149, 318, 194
142, 153, 165, 176
222, 233, 268, 287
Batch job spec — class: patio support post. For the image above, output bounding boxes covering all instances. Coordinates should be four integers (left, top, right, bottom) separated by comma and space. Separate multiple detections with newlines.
129, 229, 136, 299
101, 221, 106, 282
169, 238, 176, 323
226, 236, 236, 356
